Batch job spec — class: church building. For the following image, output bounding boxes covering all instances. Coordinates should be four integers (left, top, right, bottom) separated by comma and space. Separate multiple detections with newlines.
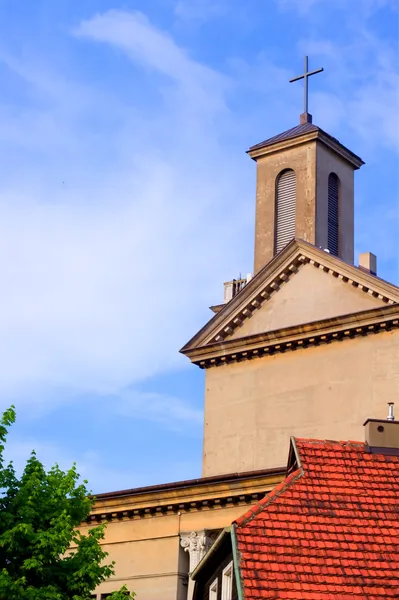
86, 58, 399, 600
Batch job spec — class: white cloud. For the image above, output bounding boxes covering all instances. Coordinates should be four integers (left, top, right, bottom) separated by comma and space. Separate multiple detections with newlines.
0, 9, 249, 418
73, 10, 229, 115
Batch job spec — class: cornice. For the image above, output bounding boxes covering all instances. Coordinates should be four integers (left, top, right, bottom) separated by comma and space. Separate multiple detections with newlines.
247, 130, 319, 161
185, 304, 399, 369
247, 129, 363, 169
84, 469, 285, 525
317, 131, 364, 169
181, 241, 399, 355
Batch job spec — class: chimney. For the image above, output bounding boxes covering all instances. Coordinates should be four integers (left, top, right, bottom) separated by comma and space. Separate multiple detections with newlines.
364, 403, 399, 455
224, 281, 234, 303
359, 252, 377, 276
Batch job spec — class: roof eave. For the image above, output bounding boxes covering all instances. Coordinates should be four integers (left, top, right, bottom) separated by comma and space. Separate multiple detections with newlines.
231, 524, 245, 600
184, 304, 399, 366
247, 129, 364, 169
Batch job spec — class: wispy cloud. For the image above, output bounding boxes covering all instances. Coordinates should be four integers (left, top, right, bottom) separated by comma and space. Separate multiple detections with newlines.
272, 0, 399, 154
0, 9, 248, 420
0, 4, 396, 433
301, 32, 399, 153
73, 10, 230, 115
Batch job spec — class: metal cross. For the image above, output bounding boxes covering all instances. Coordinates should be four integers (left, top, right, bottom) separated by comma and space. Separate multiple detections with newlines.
289, 56, 323, 114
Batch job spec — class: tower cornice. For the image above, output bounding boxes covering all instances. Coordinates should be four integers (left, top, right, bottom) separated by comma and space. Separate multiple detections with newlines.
247, 126, 364, 169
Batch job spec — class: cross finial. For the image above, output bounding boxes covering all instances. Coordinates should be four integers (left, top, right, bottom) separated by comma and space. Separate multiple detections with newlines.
289, 56, 324, 124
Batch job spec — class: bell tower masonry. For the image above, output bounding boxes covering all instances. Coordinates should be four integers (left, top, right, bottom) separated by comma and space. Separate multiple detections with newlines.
249, 57, 364, 274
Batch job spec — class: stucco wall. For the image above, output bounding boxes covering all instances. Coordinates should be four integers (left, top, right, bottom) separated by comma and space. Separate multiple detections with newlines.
230, 263, 384, 339
87, 502, 266, 600
315, 143, 355, 263
203, 329, 399, 476
253, 142, 317, 273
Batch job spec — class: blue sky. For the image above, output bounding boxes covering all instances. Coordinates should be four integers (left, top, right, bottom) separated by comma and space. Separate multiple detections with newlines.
0, 0, 398, 493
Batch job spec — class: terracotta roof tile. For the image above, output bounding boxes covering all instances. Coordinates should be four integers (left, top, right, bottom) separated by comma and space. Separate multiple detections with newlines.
234, 439, 399, 598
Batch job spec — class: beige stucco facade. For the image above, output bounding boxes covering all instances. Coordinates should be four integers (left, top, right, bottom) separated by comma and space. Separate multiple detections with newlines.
229, 262, 383, 339
253, 141, 317, 273
86, 470, 283, 599
203, 328, 399, 476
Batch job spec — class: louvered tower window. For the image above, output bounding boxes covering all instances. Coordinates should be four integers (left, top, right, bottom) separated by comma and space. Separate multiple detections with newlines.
328, 173, 339, 256
275, 169, 296, 254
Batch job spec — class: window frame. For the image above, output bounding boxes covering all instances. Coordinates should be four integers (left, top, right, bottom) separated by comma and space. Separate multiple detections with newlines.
209, 576, 218, 600
221, 560, 234, 600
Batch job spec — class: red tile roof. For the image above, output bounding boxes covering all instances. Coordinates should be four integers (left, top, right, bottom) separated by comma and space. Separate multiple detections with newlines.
234, 438, 399, 599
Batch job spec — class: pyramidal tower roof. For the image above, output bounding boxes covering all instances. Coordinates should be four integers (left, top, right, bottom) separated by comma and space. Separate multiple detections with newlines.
248, 121, 318, 151
247, 119, 364, 169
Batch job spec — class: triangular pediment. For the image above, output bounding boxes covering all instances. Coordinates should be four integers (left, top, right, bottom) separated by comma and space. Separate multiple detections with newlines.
181, 240, 399, 358
228, 262, 385, 340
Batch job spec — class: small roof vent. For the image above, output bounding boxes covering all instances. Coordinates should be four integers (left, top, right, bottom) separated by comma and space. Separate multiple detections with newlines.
364, 403, 399, 456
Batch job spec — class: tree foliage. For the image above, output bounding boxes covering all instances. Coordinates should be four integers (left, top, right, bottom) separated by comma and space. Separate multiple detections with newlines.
0, 406, 135, 600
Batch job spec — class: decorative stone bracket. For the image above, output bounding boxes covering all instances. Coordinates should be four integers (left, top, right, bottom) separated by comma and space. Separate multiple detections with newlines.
180, 530, 218, 573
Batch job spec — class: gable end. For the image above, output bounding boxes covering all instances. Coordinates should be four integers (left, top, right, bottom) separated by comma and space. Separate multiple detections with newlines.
209, 255, 397, 346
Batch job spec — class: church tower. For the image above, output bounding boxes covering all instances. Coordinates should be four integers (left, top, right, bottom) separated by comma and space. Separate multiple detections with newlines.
181, 57, 399, 478
250, 57, 364, 273
250, 116, 364, 273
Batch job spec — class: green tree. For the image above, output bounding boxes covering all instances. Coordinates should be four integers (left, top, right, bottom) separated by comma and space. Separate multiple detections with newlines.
0, 406, 135, 600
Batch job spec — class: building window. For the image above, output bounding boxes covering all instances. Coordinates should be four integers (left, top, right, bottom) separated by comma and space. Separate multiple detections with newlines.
328, 172, 339, 256
221, 561, 233, 600
275, 169, 296, 255
209, 577, 218, 600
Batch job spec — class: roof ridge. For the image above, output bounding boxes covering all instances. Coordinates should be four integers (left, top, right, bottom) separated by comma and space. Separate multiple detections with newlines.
295, 437, 365, 447
234, 467, 303, 527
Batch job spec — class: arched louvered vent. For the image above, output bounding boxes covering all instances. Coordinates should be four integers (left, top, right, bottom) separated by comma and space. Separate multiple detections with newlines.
328, 173, 339, 256
275, 169, 296, 254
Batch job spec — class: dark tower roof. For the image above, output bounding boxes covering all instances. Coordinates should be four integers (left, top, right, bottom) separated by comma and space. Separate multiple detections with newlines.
247, 122, 364, 168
